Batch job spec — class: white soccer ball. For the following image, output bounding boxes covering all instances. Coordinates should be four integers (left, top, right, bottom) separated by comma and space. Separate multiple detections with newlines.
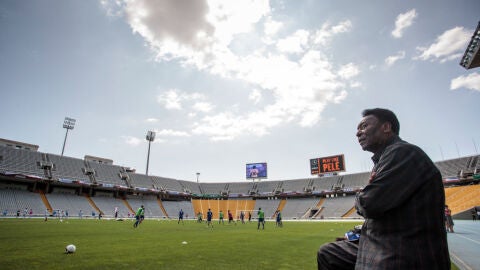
66, 244, 76, 253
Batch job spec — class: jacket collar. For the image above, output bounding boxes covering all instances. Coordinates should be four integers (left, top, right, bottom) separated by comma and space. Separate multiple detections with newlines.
371, 135, 401, 164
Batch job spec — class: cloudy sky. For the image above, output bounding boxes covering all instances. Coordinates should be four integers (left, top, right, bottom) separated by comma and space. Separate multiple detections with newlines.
1, 0, 479, 182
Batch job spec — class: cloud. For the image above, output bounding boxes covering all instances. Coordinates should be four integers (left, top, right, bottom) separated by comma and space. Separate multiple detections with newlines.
121, 2, 359, 141
391, 9, 417, 38
100, 0, 126, 17
145, 118, 159, 123
385, 51, 406, 66
312, 20, 352, 46
333, 90, 348, 104
276, 29, 309, 54
157, 89, 209, 111
157, 89, 183, 110
122, 135, 142, 146
338, 63, 360, 79
450, 72, 480, 92
350, 81, 362, 88
193, 101, 213, 113
249, 89, 262, 104
415, 27, 471, 62
264, 17, 283, 36
156, 129, 191, 137
125, 0, 214, 50
122, 130, 189, 146
191, 107, 286, 141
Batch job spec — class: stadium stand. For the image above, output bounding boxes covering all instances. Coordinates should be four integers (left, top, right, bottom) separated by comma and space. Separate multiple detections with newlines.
281, 178, 309, 193
179, 180, 202, 194
0, 146, 45, 177
90, 192, 131, 217
253, 199, 280, 218
46, 188, 94, 217
341, 172, 370, 189
435, 156, 475, 178
256, 180, 281, 195
281, 197, 320, 219
316, 195, 357, 219
151, 176, 185, 192
228, 181, 251, 194
162, 200, 195, 219
0, 186, 45, 216
127, 173, 154, 189
87, 161, 126, 187
48, 153, 92, 183
445, 185, 480, 216
200, 182, 227, 195
191, 199, 256, 220
311, 176, 341, 192
1, 142, 479, 221
128, 195, 164, 218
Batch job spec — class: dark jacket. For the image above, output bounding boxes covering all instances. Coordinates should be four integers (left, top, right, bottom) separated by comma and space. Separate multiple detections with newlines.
355, 136, 450, 269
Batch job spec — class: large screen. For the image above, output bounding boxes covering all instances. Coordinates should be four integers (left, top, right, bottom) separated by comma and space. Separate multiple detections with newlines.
310, 154, 345, 175
246, 162, 267, 179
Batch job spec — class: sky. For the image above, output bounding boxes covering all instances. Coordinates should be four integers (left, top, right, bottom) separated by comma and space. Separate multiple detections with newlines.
1, 0, 479, 183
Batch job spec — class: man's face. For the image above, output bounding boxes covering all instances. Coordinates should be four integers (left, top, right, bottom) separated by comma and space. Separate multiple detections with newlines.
356, 115, 387, 153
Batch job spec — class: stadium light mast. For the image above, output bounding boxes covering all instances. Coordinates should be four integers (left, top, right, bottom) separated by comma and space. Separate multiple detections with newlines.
145, 130, 156, 175
196, 172, 200, 183
61, 117, 76, 156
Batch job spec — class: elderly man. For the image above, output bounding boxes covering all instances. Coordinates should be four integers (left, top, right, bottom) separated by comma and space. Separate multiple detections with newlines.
317, 108, 450, 270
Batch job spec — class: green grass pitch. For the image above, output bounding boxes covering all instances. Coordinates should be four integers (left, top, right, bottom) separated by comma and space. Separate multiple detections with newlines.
0, 218, 457, 270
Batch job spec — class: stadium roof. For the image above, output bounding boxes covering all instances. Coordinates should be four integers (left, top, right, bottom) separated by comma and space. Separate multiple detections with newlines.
460, 21, 480, 69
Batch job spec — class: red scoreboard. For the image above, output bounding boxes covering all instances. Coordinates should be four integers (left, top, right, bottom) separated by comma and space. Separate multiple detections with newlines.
310, 154, 346, 175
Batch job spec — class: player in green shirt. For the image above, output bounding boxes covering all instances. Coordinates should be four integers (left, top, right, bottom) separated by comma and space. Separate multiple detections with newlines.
197, 212, 203, 223
219, 210, 224, 224
257, 207, 265, 230
133, 205, 145, 228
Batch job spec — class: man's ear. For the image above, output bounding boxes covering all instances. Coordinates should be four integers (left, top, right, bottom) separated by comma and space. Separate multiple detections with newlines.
381, 122, 392, 134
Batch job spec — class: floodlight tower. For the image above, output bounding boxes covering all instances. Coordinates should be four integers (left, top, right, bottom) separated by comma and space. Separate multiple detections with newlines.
61, 117, 76, 156
145, 131, 156, 175
196, 172, 200, 183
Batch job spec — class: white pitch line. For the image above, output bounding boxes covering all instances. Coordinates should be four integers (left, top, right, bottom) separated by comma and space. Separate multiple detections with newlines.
454, 233, 480, 246
450, 252, 473, 270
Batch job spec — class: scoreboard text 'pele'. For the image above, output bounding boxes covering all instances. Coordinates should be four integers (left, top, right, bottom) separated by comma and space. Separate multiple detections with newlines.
310, 154, 346, 175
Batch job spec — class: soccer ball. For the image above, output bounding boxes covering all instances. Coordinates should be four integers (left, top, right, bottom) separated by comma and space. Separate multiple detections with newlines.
65, 244, 76, 253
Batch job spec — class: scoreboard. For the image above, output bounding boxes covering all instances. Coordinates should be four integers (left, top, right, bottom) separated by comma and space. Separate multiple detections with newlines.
310, 154, 345, 175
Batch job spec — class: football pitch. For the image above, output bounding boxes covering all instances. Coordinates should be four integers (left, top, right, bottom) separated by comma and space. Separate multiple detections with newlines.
0, 218, 458, 270
0, 218, 360, 269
